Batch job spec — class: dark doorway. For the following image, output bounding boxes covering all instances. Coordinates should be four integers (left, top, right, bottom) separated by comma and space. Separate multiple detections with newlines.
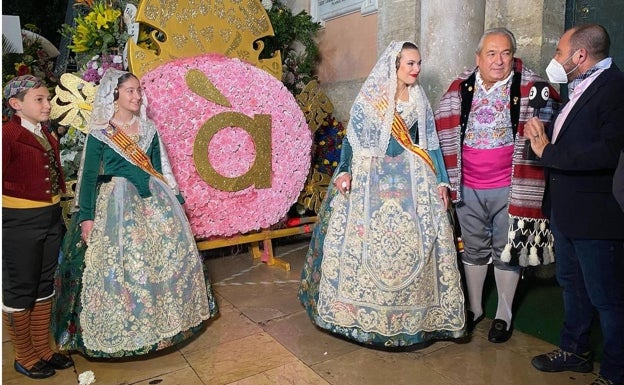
566, 0, 624, 66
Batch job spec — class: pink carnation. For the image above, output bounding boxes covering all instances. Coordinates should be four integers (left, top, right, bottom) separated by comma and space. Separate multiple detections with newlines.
142, 54, 311, 238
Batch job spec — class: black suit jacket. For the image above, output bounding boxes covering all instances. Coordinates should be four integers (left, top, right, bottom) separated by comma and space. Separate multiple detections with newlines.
541, 63, 624, 239
614, 150, 624, 212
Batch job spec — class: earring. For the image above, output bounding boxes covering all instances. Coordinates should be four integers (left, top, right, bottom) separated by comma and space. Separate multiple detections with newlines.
114, 101, 119, 113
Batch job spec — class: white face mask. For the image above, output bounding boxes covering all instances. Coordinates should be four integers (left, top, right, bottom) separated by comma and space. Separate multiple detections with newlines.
545, 50, 580, 84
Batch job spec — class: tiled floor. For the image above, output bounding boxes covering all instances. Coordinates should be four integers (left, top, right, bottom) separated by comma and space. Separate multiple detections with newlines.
2, 237, 600, 385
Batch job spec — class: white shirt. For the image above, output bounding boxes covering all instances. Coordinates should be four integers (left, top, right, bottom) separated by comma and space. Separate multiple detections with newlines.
19, 117, 44, 138
476, 71, 514, 94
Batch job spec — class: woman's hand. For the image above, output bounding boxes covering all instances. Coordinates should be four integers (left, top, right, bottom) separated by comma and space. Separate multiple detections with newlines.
80, 220, 94, 244
438, 186, 450, 211
334, 173, 351, 195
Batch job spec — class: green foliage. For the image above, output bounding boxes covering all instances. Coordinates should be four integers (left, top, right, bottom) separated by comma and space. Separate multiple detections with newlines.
2, 24, 58, 93
259, 1, 322, 94
60, 0, 132, 68
59, 126, 86, 180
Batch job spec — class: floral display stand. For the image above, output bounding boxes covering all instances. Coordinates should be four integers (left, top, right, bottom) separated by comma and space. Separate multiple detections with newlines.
42, 0, 339, 271
196, 216, 318, 271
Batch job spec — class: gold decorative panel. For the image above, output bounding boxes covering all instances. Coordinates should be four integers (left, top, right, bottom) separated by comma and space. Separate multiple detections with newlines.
297, 169, 331, 213
128, 0, 282, 79
296, 80, 334, 134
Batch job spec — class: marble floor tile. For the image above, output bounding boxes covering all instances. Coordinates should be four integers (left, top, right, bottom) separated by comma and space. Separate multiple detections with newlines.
68, 347, 190, 385
229, 360, 331, 385
262, 310, 362, 366
178, 297, 263, 356
420, 334, 597, 385
183, 332, 299, 385
215, 282, 303, 324
310, 347, 457, 385
130, 366, 206, 385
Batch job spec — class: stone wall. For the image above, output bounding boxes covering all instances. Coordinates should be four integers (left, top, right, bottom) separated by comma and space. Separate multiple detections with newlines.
484, 0, 566, 84
313, 0, 567, 121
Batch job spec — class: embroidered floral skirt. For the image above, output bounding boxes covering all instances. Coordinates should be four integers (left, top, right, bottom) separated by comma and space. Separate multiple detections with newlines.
53, 177, 218, 357
298, 153, 466, 347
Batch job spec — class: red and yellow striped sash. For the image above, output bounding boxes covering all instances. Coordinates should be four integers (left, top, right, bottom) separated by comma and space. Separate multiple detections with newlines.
104, 123, 166, 182
376, 98, 435, 172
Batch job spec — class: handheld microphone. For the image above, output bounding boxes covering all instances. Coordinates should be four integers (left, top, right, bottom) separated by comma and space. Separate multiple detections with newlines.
528, 81, 550, 117
525, 82, 550, 160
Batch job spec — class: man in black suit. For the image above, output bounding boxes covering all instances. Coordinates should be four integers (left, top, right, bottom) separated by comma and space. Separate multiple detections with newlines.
525, 24, 624, 385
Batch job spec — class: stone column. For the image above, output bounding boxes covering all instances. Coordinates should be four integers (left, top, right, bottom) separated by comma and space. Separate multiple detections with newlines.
485, 0, 566, 80
419, 0, 486, 110
377, 0, 421, 54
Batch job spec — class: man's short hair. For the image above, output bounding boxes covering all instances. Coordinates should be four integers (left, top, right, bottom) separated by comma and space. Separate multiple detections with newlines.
476, 27, 517, 55
570, 24, 610, 60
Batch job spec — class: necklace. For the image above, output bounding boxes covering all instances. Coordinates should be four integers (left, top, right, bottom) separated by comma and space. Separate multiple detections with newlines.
111, 114, 138, 131
396, 86, 409, 101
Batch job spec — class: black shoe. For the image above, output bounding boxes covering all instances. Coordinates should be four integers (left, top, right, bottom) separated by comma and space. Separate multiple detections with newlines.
14, 360, 55, 379
466, 311, 485, 334
44, 353, 74, 369
488, 319, 513, 343
531, 348, 593, 373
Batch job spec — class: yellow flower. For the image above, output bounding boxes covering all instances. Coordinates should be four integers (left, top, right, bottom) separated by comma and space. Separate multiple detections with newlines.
84, 12, 97, 24
137, 29, 151, 43
76, 22, 90, 35
71, 42, 89, 53
80, 3, 119, 30
64, 1, 124, 56
96, 8, 120, 29
71, 22, 92, 52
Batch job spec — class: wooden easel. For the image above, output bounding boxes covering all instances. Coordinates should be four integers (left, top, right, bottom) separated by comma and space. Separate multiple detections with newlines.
195, 217, 317, 271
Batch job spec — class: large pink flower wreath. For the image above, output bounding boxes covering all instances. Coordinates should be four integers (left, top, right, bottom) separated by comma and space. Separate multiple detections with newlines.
141, 54, 311, 238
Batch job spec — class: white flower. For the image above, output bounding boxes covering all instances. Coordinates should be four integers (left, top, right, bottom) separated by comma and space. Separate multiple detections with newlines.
91, 55, 100, 61
284, 71, 295, 85
78, 370, 96, 385
90, 61, 99, 70
261, 0, 273, 10
97, 67, 104, 76
112, 55, 123, 64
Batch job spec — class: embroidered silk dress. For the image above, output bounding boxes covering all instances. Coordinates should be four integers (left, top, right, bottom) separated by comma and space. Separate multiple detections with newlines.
53, 69, 218, 357
298, 42, 466, 347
